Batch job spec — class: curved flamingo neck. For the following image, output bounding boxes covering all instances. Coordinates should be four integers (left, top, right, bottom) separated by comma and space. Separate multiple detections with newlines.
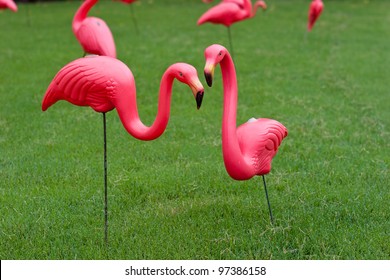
72, 0, 97, 33
251, 3, 260, 18
220, 52, 254, 179
114, 67, 176, 141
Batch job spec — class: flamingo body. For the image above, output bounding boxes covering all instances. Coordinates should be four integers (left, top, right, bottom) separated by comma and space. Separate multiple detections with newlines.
236, 118, 287, 179
42, 55, 204, 141
42, 56, 127, 113
0, 0, 17, 12
308, 0, 324, 31
73, 0, 116, 57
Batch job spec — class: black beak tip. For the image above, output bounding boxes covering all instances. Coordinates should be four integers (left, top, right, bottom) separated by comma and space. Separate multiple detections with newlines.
196, 91, 204, 110
204, 72, 213, 87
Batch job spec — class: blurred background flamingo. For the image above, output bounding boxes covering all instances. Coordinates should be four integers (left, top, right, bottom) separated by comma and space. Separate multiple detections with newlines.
42, 55, 204, 242
308, 0, 324, 31
197, 0, 266, 57
73, 0, 116, 57
203, 44, 287, 224
0, 0, 17, 12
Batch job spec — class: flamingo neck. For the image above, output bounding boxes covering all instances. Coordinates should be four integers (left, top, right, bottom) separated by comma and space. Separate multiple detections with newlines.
115, 68, 175, 141
72, 0, 98, 33
251, 3, 260, 18
220, 52, 254, 179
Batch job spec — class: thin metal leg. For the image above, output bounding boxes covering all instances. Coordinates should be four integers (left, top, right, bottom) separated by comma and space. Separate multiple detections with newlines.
103, 113, 108, 244
262, 175, 274, 225
227, 27, 234, 59
130, 5, 139, 35
26, 4, 32, 27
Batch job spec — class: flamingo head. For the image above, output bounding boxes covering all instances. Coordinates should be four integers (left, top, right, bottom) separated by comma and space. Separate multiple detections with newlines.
169, 63, 205, 109
203, 44, 228, 87
255, 0, 267, 11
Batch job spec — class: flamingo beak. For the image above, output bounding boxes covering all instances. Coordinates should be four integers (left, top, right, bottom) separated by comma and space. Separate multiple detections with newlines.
189, 78, 204, 110
204, 63, 215, 87
196, 91, 204, 110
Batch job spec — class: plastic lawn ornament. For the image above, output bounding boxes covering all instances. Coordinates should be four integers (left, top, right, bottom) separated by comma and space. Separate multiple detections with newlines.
42, 55, 205, 243
73, 0, 116, 57
204, 44, 287, 224
0, 0, 17, 12
308, 0, 324, 31
197, 0, 266, 57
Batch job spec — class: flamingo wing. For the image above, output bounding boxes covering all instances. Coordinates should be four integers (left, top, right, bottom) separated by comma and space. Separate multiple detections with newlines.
76, 17, 116, 57
237, 118, 287, 175
42, 57, 116, 113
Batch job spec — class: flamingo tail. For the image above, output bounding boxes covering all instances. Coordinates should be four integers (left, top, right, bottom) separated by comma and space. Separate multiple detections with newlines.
41, 84, 59, 111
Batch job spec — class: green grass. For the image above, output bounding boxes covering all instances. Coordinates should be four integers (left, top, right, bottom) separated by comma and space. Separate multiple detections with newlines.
0, 0, 389, 259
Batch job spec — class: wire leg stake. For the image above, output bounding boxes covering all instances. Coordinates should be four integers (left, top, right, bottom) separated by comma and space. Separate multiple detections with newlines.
227, 26, 234, 59
103, 113, 108, 245
130, 5, 139, 35
262, 175, 274, 225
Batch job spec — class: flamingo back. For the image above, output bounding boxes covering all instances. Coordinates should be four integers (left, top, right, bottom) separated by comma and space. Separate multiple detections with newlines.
237, 118, 287, 175
76, 17, 116, 57
224, 0, 245, 9
42, 56, 133, 113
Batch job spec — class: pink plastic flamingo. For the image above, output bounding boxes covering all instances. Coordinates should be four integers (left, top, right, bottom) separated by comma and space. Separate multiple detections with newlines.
0, 0, 17, 12
72, 0, 116, 57
204, 44, 287, 223
42, 55, 204, 242
308, 0, 324, 31
198, 0, 266, 56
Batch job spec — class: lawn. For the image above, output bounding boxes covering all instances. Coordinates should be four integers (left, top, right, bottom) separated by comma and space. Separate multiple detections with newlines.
0, 0, 389, 259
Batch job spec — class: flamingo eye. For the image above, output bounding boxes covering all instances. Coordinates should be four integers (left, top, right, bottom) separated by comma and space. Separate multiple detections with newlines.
218, 51, 222, 56
179, 72, 183, 77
